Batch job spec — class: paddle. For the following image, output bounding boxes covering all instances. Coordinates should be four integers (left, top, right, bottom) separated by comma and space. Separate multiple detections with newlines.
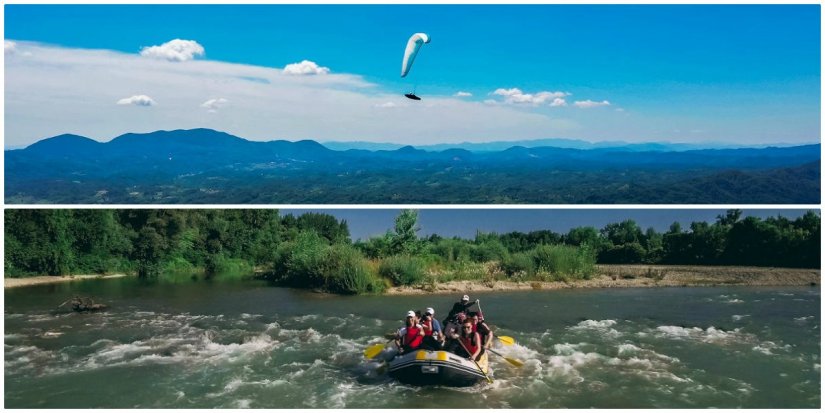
487, 348, 524, 367
496, 335, 515, 346
475, 299, 515, 346
456, 336, 493, 384
364, 339, 393, 359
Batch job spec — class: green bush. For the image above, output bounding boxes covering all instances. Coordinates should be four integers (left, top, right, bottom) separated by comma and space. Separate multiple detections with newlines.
161, 256, 197, 274
324, 244, 384, 294
210, 256, 254, 280
532, 244, 595, 280
379, 255, 427, 286
501, 252, 535, 279
470, 239, 509, 263
272, 231, 328, 287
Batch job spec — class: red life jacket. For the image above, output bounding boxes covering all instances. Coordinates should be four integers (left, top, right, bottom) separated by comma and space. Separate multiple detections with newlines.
404, 325, 424, 349
422, 319, 434, 336
459, 332, 479, 356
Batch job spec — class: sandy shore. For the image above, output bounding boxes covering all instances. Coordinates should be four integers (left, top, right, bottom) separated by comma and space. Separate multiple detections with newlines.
385, 265, 821, 296
4, 274, 131, 289
5, 265, 819, 294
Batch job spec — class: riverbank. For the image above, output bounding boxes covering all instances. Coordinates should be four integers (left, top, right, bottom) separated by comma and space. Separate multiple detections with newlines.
385, 265, 821, 295
5, 265, 819, 293
4, 274, 131, 289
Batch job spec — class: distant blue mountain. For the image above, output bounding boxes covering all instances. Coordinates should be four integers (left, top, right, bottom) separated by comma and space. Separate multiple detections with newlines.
6, 128, 820, 204
320, 137, 799, 153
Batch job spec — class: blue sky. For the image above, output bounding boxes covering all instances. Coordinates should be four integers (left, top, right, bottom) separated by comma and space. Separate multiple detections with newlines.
4, 4, 821, 147
282, 209, 818, 241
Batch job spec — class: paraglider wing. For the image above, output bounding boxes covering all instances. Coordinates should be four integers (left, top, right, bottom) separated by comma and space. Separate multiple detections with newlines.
404, 93, 421, 101
401, 33, 430, 78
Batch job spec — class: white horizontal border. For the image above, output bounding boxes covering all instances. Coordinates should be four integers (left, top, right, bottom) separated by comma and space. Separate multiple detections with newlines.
3, 204, 821, 210
2, 0, 822, 4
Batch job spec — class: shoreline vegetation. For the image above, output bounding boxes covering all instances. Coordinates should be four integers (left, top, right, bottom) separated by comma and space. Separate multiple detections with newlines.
4, 265, 819, 291
5, 209, 820, 295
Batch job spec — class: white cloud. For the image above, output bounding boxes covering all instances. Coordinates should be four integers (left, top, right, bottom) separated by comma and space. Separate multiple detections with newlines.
140, 39, 205, 62
375, 102, 397, 108
283, 60, 330, 75
201, 97, 228, 112
5, 40, 17, 54
574, 99, 611, 109
492, 88, 569, 106
116, 95, 156, 106
454, 91, 472, 97
5, 41, 584, 147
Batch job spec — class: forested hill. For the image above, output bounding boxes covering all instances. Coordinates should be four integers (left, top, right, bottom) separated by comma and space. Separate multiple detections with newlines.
5, 129, 820, 204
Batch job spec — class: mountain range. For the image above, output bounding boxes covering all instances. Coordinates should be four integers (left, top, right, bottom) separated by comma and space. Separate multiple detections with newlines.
5, 128, 821, 204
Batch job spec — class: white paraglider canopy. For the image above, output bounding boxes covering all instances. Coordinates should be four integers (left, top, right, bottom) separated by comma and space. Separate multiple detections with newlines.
401, 33, 430, 78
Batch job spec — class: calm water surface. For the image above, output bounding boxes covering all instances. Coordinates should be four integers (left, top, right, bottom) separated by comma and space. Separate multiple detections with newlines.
4, 276, 820, 408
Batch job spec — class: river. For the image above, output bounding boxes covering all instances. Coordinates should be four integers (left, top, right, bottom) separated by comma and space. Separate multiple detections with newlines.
4, 276, 820, 408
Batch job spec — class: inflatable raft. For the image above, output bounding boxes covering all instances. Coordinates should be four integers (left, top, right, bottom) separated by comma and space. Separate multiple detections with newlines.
388, 349, 490, 387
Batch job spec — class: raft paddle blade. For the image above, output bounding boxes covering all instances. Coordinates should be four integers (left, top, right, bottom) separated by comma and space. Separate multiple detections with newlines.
496, 335, 515, 346
364, 343, 386, 359
505, 357, 524, 367
488, 348, 524, 368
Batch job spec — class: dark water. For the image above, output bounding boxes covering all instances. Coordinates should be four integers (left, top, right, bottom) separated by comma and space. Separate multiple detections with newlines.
4, 276, 820, 408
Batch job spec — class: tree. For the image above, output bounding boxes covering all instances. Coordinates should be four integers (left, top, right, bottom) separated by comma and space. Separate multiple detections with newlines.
390, 209, 421, 255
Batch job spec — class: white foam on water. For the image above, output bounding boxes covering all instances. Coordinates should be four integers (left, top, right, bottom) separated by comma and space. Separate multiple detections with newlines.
4, 345, 56, 371
42, 331, 64, 338
813, 363, 820, 372
635, 368, 692, 384
327, 382, 353, 408
751, 341, 791, 356
27, 314, 60, 323
292, 314, 320, 322
794, 316, 815, 323
573, 319, 617, 329
569, 319, 622, 339
617, 343, 641, 355
134, 311, 156, 316
277, 327, 323, 343
553, 342, 586, 355
655, 325, 750, 344
545, 350, 604, 382
656, 325, 703, 337
234, 399, 251, 408
5, 333, 25, 341
732, 315, 750, 321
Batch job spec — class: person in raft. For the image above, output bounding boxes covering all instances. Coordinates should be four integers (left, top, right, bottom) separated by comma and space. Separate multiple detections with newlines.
396, 310, 425, 354
455, 319, 483, 361
445, 295, 478, 325
469, 311, 494, 350
420, 307, 444, 350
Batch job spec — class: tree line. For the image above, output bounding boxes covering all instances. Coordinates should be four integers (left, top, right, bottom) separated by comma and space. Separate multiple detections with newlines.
4, 209, 820, 294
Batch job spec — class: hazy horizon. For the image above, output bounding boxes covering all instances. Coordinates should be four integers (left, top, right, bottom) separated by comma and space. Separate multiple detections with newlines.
5, 127, 819, 151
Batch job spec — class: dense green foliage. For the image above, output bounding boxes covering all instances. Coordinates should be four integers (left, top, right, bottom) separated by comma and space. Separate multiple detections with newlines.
4, 209, 820, 294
